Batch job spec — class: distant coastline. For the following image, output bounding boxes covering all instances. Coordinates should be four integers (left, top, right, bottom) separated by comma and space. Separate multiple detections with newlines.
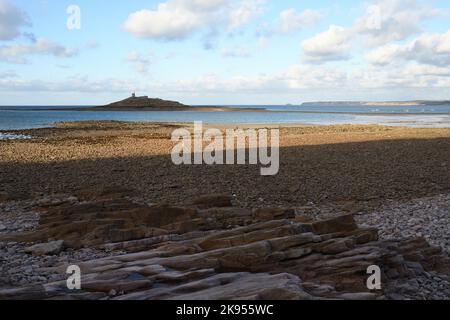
301, 100, 450, 107
2, 98, 450, 111
11, 94, 448, 112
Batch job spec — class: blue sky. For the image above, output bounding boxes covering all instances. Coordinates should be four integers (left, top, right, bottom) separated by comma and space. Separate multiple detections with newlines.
1, 0, 450, 105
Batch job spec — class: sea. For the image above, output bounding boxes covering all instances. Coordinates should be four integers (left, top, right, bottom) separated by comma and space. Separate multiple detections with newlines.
1, 104, 450, 138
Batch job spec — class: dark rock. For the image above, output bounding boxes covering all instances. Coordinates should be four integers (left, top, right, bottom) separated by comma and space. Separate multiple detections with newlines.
191, 194, 233, 208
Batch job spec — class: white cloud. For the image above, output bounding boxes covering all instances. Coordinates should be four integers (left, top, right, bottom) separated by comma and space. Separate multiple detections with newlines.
283, 64, 348, 89
0, 75, 140, 93
2, 0, 450, 102
403, 64, 450, 78
126, 51, 151, 74
365, 44, 403, 66
351, 64, 450, 89
3, 61, 450, 101
406, 31, 450, 66
173, 66, 450, 96
299, 0, 448, 64
366, 30, 450, 66
0, 0, 29, 41
228, 0, 263, 30
278, 9, 321, 34
171, 72, 284, 94
123, 4, 204, 40
166, 61, 450, 95
301, 25, 352, 63
0, 38, 77, 64
355, 0, 442, 46
123, 0, 263, 40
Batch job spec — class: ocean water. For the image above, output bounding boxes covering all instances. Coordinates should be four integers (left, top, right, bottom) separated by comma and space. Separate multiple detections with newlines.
0, 104, 450, 132
230, 104, 450, 114
0, 133, 32, 140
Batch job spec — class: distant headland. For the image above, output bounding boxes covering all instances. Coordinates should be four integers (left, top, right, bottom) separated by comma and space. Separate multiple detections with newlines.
301, 100, 450, 107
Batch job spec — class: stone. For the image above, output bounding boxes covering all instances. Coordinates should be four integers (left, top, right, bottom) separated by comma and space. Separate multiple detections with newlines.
337, 292, 378, 300
316, 239, 355, 254
252, 208, 295, 220
24, 240, 64, 256
311, 214, 357, 235
82, 279, 152, 293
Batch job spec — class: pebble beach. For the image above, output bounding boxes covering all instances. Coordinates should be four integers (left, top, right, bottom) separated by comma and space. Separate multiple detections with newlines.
0, 121, 449, 300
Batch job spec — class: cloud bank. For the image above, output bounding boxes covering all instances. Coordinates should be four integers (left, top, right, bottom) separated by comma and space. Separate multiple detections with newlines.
123, 0, 264, 40
0, 0, 29, 40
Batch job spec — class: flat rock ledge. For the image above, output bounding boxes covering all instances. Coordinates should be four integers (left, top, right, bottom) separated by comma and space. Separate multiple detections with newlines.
0, 193, 449, 300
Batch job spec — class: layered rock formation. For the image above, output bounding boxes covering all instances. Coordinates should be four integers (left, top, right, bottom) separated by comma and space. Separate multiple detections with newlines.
0, 192, 449, 300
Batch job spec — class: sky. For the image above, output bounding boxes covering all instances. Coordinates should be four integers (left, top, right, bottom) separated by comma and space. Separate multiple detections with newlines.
0, 0, 450, 105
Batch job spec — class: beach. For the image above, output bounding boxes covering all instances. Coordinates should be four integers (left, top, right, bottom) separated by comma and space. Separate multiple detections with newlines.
3, 0, 450, 304
1, 121, 450, 207
1, 121, 449, 300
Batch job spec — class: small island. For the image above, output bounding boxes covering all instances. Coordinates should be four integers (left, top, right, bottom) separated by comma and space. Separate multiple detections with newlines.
94, 93, 189, 111
82, 93, 265, 112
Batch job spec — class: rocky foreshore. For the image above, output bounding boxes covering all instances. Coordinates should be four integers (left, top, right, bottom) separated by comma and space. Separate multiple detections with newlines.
1, 123, 450, 300
1, 192, 449, 300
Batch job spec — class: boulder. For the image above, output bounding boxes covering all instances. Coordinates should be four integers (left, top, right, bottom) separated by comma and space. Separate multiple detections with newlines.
25, 240, 64, 256
311, 214, 357, 235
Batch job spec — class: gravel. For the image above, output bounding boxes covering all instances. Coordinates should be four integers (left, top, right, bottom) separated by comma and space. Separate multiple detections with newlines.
0, 198, 125, 288
0, 201, 39, 234
0, 241, 123, 287
356, 193, 450, 254
355, 193, 450, 300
